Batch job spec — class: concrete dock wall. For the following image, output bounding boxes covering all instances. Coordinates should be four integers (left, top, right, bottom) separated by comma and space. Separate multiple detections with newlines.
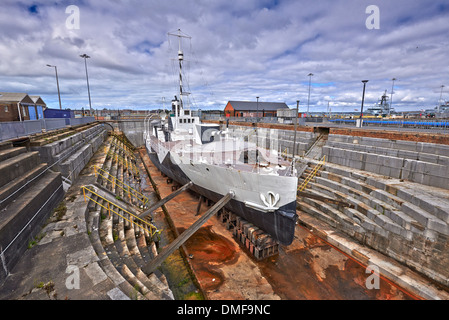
323, 134, 449, 190
31, 123, 107, 183
113, 119, 319, 157
118, 120, 145, 147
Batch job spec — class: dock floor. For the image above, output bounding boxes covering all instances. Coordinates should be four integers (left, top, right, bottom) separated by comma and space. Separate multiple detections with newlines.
139, 148, 448, 300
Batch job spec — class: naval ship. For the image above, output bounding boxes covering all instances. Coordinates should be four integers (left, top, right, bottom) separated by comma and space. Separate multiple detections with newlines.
366, 90, 396, 117
143, 30, 298, 245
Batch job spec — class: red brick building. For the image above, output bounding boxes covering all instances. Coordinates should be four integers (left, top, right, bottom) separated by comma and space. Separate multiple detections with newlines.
0, 93, 46, 122
224, 100, 289, 118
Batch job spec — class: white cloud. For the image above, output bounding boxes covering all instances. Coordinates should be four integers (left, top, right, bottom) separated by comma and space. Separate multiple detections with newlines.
0, 0, 448, 112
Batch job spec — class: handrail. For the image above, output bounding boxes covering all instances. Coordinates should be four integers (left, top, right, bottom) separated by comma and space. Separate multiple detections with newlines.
281, 147, 289, 159
81, 185, 160, 238
110, 140, 136, 160
107, 149, 139, 175
297, 155, 326, 192
93, 165, 148, 206
110, 132, 135, 150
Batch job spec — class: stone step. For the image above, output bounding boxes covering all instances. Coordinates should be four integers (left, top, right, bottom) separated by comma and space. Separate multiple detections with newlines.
323, 144, 449, 190
311, 176, 419, 236
302, 191, 356, 227
314, 168, 444, 238
0, 163, 48, 210
380, 183, 449, 224
0, 147, 27, 162
297, 200, 339, 228
97, 161, 169, 299
124, 225, 172, 299
0, 151, 41, 188
105, 213, 155, 299
86, 198, 144, 300
313, 160, 449, 231
328, 134, 449, 157
401, 202, 449, 236
0, 141, 13, 151
332, 169, 449, 235
83, 138, 138, 300
91, 135, 172, 300
305, 183, 380, 230
326, 139, 449, 166
0, 170, 63, 279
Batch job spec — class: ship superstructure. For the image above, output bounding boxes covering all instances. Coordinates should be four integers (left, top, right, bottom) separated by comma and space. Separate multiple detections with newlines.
143, 30, 298, 245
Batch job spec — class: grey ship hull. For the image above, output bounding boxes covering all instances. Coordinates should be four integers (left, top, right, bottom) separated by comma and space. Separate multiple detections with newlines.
145, 144, 298, 246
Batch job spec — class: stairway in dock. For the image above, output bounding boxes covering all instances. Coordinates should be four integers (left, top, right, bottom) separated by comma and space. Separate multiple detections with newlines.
0, 141, 64, 284
84, 133, 174, 300
297, 135, 449, 289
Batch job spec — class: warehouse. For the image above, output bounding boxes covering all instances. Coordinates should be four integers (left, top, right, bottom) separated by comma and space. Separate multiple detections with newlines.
224, 100, 289, 118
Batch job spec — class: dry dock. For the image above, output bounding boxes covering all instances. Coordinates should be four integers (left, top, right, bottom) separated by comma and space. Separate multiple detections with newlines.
138, 148, 447, 300
1, 122, 449, 301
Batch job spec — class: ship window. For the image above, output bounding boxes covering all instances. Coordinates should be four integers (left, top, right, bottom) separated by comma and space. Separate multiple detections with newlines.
179, 119, 182, 123
192, 119, 195, 123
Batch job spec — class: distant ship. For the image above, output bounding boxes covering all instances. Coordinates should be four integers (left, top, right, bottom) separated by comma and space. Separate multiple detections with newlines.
424, 102, 449, 118
143, 30, 298, 245
366, 90, 395, 117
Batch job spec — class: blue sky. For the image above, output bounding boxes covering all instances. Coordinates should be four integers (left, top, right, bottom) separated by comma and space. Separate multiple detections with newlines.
1, 0, 448, 113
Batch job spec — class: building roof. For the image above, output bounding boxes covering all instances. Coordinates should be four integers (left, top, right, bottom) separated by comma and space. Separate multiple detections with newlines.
0, 92, 35, 105
227, 101, 289, 111
30, 95, 46, 106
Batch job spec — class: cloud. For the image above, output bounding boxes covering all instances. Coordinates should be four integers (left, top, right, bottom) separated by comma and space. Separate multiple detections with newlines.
0, 0, 448, 112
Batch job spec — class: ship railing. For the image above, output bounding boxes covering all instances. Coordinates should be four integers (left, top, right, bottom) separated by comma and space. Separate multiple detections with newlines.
93, 165, 148, 207
297, 155, 326, 192
81, 185, 160, 239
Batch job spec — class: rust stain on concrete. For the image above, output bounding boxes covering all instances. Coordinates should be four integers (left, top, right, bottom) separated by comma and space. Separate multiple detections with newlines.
138, 148, 414, 300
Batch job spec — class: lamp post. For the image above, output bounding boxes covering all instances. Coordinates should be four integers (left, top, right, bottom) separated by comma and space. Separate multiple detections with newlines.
439, 85, 445, 113
46, 64, 62, 110
307, 73, 313, 117
389, 78, 396, 117
359, 80, 369, 127
291, 100, 300, 175
256, 96, 259, 122
80, 54, 92, 116
256, 96, 259, 170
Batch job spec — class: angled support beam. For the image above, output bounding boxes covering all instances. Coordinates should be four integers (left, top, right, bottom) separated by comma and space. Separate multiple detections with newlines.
195, 195, 203, 216
142, 191, 234, 275
139, 181, 193, 219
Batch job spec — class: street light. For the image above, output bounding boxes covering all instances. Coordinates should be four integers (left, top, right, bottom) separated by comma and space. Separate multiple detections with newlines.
307, 73, 313, 117
359, 80, 369, 126
292, 100, 300, 174
389, 78, 396, 117
256, 96, 260, 171
46, 64, 62, 110
439, 85, 445, 113
80, 54, 92, 116
256, 96, 259, 122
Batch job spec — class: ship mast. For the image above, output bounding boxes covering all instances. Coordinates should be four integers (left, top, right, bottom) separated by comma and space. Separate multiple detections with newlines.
168, 29, 191, 127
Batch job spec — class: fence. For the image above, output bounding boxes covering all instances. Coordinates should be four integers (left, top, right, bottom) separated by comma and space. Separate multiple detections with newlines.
0, 117, 95, 142
329, 118, 449, 132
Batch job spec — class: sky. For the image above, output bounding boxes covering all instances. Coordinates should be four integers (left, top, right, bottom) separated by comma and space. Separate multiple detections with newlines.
1, 0, 448, 113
